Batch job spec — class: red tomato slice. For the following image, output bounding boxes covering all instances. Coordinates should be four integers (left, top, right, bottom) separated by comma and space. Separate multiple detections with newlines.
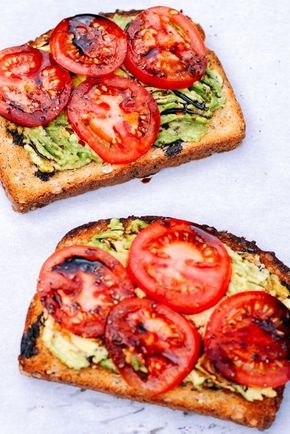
67, 76, 160, 164
105, 298, 201, 396
128, 219, 231, 314
50, 14, 127, 77
0, 44, 72, 127
125, 6, 207, 89
204, 291, 290, 388
37, 246, 135, 338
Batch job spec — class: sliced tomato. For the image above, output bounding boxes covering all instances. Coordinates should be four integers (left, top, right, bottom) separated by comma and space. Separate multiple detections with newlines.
67, 76, 160, 164
128, 219, 231, 314
50, 14, 127, 77
204, 291, 290, 388
105, 298, 201, 396
37, 246, 135, 338
0, 44, 72, 127
125, 6, 207, 89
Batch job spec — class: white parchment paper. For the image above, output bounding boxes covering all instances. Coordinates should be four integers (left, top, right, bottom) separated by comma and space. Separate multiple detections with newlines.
0, 1, 289, 433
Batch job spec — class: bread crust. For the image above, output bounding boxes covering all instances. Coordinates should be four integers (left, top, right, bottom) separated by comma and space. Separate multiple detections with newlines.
0, 10, 245, 212
19, 216, 288, 429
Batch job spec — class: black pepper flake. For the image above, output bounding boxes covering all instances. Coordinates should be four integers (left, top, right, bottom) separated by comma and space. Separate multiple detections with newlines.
7, 128, 25, 146
137, 322, 147, 332
20, 315, 43, 359
164, 140, 183, 157
34, 170, 55, 182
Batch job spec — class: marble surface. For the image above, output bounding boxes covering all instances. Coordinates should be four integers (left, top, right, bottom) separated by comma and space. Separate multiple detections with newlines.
0, 1, 289, 433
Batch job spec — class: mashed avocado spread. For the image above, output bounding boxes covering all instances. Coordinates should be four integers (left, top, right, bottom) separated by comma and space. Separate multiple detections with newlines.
22, 112, 101, 173
42, 219, 289, 401
149, 69, 225, 146
8, 13, 225, 174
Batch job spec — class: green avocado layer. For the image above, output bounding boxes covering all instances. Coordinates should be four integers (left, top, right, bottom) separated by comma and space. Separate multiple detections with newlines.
41, 218, 289, 402
22, 112, 101, 173
151, 67, 225, 146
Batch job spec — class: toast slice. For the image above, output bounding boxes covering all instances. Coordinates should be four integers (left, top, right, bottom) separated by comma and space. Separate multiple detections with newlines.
0, 10, 245, 212
19, 216, 289, 429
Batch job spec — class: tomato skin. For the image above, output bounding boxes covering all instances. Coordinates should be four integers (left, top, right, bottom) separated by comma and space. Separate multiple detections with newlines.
0, 44, 72, 127
105, 298, 201, 396
125, 6, 207, 89
67, 76, 160, 164
204, 291, 290, 388
37, 246, 135, 338
50, 14, 127, 77
128, 219, 231, 314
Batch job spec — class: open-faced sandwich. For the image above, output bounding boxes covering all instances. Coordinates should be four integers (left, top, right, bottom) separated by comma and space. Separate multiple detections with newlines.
0, 7, 245, 212
19, 216, 289, 429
